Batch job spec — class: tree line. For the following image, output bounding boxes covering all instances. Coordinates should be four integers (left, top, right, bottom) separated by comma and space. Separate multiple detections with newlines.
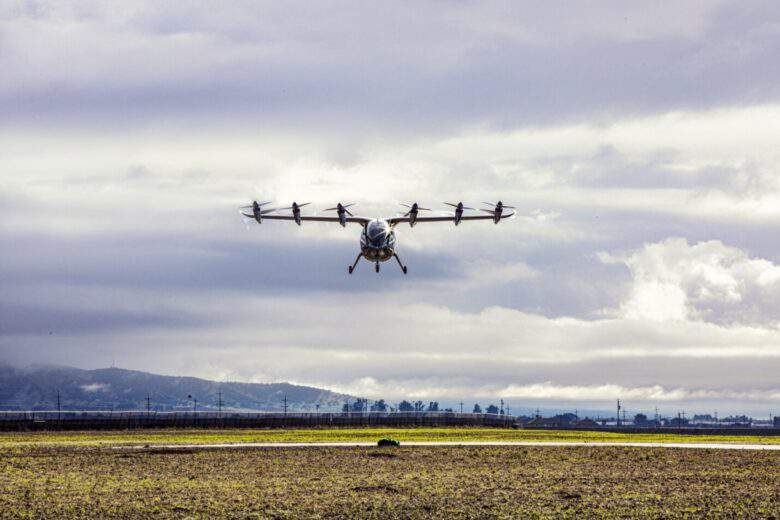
341, 399, 504, 414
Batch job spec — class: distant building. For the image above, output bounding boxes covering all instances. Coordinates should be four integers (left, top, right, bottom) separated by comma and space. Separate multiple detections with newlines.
722, 415, 751, 425
633, 413, 660, 427
575, 418, 600, 428
664, 417, 690, 427
526, 416, 571, 427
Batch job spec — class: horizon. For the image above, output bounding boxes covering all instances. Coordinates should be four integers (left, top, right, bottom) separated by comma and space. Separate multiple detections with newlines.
2, 2, 780, 416
1, 363, 774, 419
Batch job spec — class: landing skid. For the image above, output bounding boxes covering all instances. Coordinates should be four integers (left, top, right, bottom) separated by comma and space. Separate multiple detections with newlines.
348, 253, 362, 274
348, 253, 408, 275
393, 253, 408, 275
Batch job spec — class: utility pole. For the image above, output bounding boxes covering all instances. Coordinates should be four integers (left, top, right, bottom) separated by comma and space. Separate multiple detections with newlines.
459, 401, 464, 414
283, 395, 288, 414
535, 407, 540, 419
616, 399, 621, 427
500, 399, 504, 415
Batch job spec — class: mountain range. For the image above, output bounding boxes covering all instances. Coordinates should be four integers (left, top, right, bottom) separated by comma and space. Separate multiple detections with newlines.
0, 365, 351, 412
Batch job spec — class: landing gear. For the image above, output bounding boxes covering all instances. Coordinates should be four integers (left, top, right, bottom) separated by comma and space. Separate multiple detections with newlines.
348, 253, 362, 274
375, 262, 380, 273
393, 253, 408, 275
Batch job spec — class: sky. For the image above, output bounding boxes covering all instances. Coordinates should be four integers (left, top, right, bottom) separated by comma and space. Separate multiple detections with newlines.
2, 1, 780, 416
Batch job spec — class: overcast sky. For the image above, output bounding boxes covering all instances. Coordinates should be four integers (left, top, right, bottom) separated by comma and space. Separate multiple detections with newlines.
2, 1, 780, 415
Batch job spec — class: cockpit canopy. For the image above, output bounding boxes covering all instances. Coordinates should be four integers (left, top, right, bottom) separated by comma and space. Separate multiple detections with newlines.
365, 220, 391, 247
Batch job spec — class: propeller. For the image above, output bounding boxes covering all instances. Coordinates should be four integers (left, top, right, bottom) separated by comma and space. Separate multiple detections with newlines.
277, 202, 311, 211
274, 202, 311, 225
240, 200, 272, 210
479, 201, 515, 224
239, 200, 277, 222
482, 201, 515, 209
324, 202, 356, 216
443, 202, 475, 225
443, 202, 475, 210
400, 202, 431, 217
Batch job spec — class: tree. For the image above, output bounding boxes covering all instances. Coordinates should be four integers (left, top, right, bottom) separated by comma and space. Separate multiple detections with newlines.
428, 401, 439, 412
370, 399, 387, 412
473, 403, 482, 413
342, 403, 349, 413
398, 400, 414, 412
486, 404, 499, 414
634, 413, 648, 425
414, 400, 424, 412
554, 413, 578, 424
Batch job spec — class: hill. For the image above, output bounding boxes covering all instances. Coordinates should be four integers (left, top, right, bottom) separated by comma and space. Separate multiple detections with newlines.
0, 365, 351, 412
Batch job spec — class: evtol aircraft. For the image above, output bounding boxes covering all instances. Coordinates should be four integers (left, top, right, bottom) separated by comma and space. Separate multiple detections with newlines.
240, 200, 515, 274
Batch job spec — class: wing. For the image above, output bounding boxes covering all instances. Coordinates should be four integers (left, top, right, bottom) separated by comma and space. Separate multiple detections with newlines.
387, 212, 514, 225
241, 213, 371, 226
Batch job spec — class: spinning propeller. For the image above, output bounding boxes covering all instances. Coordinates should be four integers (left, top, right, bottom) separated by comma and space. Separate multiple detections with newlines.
277, 202, 311, 211
324, 202, 356, 227
480, 201, 514, 223
400, 202, 431, 216
481, 201, 515, 210
399, 202, 430, 227
443, 201, 475, 225
239, 201, 276, 224
324, 202, 356, 216
444, 202, 475, 211
277, 202, 311, 225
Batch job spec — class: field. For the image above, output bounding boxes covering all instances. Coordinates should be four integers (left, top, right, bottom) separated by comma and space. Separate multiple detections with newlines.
1, 439, 778, 518
2, 427, 780, 447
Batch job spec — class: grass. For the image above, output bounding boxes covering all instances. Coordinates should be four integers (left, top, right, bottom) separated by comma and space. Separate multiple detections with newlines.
1, 427, 780, 447
1, 442, 778, 518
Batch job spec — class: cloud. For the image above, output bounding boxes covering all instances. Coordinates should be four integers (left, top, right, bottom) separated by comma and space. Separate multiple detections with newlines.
2, 1, 780, 134
602, 238, 780, 325
497, 382, 780, 402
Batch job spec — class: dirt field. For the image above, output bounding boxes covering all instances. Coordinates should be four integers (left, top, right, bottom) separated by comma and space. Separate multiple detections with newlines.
1, 443, 778, 518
